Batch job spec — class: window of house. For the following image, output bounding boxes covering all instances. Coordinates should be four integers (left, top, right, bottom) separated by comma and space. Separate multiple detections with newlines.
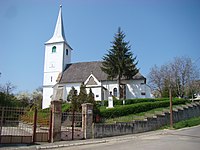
141, 92, 146, 96
113, 88, 117, 97
96, 95, 99, 98
51, 76, 53, 82
66, 49, 68, 55
52, 46, 56, 53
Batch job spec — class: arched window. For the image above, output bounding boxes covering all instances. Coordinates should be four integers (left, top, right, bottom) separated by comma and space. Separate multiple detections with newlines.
52, 46, 56, 53
66, 49, 68, 55
113, 88, 117, 97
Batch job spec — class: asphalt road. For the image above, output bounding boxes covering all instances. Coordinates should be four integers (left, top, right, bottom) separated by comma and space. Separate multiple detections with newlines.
56, 126, 200, 150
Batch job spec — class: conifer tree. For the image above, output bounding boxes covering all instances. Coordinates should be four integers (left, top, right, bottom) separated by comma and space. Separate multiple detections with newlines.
77, 83, 87, 106
68, 87, 78, 111
101, 27, 139, 99
87, 88, 95, 104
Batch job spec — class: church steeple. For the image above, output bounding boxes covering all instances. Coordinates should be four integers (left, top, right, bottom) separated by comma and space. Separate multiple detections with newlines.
43, 5, 73, 108
46, 5, 68, 45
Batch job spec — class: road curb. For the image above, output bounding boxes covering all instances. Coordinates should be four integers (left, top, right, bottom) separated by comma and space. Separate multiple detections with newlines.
36, 140, 107, 149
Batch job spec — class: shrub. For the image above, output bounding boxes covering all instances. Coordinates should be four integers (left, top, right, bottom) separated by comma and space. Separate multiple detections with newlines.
100, 99, 188, 118
101, 98, 178, 107
62, 103, 71, 112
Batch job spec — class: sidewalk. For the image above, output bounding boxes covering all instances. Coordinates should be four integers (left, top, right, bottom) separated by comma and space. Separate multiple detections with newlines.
0, 129, 169, 150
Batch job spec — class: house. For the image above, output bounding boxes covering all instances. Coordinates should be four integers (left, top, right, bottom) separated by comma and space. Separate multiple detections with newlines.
42, 6, 153, 109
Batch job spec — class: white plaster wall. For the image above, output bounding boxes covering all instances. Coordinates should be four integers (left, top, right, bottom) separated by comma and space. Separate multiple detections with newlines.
102, 81, 119, 99
64, 83, 102, 102
126, 80, 153, 99
64, 83, 82, 101
42, 87, 53, 108
44, 43, 65, 73
43, 42, 72, 108
101, 79, 153, 100
63, 44, 72, 69
43, 72, 60, 86
86, 87, 102, 101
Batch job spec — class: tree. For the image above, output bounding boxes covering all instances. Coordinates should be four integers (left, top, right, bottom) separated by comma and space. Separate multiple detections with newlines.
31, 87, 43, 109
69, 87, 78, 111
77, 83, 87, 105
148, 56, 200, 98
101, 27, 139, 99
148, 65, 165, 97
0, 82, 20, 107
16, 91, 31, 107
87, 88, 95, 104
170, 57, 199, 98
67, 86, 75, 102
0, 82, 16, 95
87, 88, 100, 115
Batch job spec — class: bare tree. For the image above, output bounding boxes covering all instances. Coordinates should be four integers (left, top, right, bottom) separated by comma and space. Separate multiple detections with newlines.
0, 82, 16, 95
170, 57, 199, 98
148, 56, 199, 98
148, 65, 164, 97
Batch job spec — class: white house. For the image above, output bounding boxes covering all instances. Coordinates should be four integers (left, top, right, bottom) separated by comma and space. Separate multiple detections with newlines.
42, 6, 153, 109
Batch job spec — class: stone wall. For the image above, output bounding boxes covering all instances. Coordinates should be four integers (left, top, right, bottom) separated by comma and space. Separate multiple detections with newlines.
93, 102, 200, 138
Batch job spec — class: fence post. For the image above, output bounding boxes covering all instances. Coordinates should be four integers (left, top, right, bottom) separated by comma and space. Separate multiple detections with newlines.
32, 107, 37, 143
50, 100, 62, 142
82, 103, 93, 139
48, 108, 53, 143
0, 107, 4, 143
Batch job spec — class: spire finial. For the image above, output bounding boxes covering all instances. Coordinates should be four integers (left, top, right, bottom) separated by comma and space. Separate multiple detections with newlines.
60, 5, 62, 8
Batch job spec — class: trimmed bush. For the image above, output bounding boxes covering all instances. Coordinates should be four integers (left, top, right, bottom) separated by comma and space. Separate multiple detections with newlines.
101, 98, 179, 107
100, 99, 188, 118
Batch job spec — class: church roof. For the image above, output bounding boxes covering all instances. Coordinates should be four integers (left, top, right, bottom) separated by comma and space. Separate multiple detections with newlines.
46, 5, 71, 47
59, 61, 146, 84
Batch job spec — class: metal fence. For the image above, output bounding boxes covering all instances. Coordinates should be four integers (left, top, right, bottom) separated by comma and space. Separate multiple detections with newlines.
0, 107, 51, 144
61, 112, 83, 140
0, 107, 33, 144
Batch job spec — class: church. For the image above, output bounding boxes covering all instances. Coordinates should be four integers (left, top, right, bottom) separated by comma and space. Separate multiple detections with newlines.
42, 6, 153, 109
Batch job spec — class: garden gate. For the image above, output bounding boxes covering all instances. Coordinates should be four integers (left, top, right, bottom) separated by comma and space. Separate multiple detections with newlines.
61, 112, 83, 140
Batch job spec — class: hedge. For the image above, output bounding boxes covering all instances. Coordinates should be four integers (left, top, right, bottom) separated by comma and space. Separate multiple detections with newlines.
100, 99, 189, 118
100, 98, 176, 106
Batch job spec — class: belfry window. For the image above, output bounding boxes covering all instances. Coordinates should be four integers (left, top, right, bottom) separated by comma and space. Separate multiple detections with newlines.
52, 46, 56, 53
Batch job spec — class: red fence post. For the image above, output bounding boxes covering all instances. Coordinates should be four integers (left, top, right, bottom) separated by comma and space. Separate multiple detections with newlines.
48, 108, 53, 143
0, 107, 5, 143
32, 107, 37, 143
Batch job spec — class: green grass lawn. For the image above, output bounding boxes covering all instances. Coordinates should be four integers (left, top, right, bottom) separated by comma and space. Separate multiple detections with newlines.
103, 104, 187, 123
103, 107, 168, 123
162, 116, 200, 129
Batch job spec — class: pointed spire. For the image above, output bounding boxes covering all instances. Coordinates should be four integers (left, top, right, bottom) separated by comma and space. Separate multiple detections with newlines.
46, 5, 67, 44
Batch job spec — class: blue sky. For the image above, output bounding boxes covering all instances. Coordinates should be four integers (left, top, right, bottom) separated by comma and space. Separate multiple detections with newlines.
0, 0, 200, 93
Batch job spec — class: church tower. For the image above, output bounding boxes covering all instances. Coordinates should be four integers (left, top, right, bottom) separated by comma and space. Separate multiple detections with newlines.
43, 5, 72, 108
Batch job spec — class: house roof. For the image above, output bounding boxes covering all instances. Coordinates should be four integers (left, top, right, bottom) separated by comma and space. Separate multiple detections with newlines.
59, 61, 146, 84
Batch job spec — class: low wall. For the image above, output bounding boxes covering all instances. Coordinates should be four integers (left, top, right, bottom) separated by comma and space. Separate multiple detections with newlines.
93, 102, 200, 138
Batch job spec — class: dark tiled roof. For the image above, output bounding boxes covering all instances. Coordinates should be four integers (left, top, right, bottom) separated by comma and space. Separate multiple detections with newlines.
59, 61, 145, 84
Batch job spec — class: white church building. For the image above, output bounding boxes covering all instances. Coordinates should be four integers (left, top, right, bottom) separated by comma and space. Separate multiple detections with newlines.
42, 6, 153, 108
